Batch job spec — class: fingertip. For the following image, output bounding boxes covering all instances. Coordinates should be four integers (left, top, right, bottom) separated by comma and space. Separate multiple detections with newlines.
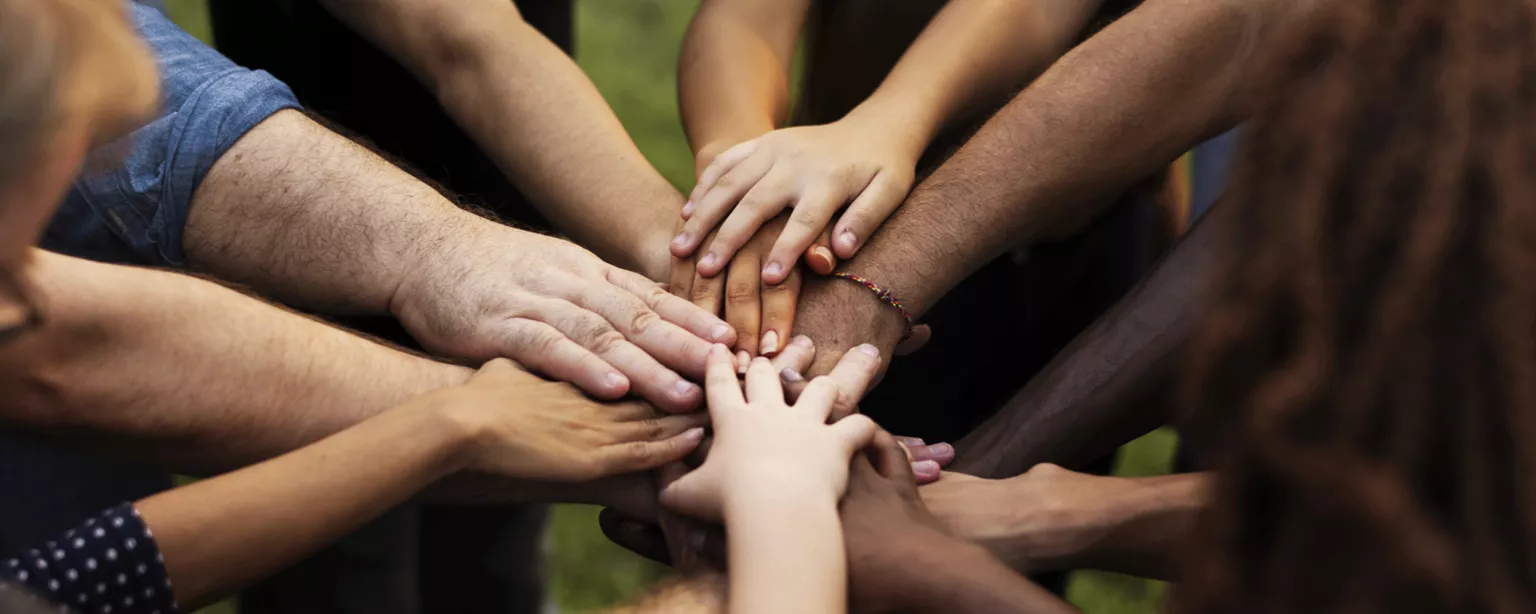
833, 227, 859, 260
681, 200, 695, 219
598, 371, 631, 398
761, 261, 787, 285
913, 462, 943, 485
805, 245, 837, 275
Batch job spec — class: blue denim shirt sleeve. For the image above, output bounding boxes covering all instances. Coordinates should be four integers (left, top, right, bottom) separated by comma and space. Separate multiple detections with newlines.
42, 3, 301, 267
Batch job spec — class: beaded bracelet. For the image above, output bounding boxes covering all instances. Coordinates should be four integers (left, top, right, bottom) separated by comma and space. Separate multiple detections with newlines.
831, 273, 915, 342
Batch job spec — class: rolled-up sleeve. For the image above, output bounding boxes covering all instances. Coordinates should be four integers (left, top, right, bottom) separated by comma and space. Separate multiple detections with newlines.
44, 3, 300, 267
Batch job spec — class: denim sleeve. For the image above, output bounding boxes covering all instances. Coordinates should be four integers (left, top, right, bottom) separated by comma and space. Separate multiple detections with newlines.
43, 3, 301, 267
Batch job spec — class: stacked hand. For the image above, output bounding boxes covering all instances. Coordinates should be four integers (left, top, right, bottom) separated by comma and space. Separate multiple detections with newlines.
391, 226, 735, 413
405, 358, 707, 482
660, 346, 881, 521
673, 120, 921, 285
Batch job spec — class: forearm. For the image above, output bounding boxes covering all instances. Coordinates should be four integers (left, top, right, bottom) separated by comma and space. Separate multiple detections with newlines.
184, 109, 498, 312
1063, 473, 1209, 580
727, 494, 844, 614
846, 0, 1106, 153
138, 404, 469, 610
0, 250, 471, 474
679, 0, 808, 165
317, 0, 682, 279
951, 197, 1227, 477
847, 0, 1286, 316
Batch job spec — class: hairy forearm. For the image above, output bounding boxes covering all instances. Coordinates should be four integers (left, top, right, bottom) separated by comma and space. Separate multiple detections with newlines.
140, 404, 468, 610
184, 109, 494, 313
0, 250, 471, 474
317, 0, 682, 279
679, 0, 808, 164
847, 0, 1106, 153
950, 201, 1226, 477
847, 0, 1282, 315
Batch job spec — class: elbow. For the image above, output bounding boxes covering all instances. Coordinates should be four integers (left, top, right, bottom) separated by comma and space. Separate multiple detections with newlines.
0, 352, 74, 431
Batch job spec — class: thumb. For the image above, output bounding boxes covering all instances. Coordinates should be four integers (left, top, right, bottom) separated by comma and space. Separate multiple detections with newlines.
658, 469, 724, 523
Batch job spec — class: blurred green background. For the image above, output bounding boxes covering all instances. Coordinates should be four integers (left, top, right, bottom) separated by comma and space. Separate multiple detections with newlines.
159, 0, 1173, 612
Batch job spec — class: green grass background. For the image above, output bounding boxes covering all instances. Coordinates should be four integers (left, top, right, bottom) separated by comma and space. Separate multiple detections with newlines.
160, 1, 1173, 612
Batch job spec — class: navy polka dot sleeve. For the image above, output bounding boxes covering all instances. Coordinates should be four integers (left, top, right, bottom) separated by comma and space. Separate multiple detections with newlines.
2, 504, 178, 614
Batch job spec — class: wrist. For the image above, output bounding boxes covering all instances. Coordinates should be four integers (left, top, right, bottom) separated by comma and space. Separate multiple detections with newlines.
842, 95, 937, 161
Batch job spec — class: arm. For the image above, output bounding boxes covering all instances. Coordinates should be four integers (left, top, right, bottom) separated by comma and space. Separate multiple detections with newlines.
185, 109, 731, 412
923, 467, 1211, 580
0, 249, 469, 474
678, 0, 809, 169
949, 200, 1226, 477
312, 0, 684, 279
797, 0, 1311, 368
727, 490, 845, 614
7, 359, 704, 612
674, 0, 1108, 283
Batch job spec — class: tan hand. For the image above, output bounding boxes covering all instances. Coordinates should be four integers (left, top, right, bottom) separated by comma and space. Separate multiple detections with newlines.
424, 359, 707, 483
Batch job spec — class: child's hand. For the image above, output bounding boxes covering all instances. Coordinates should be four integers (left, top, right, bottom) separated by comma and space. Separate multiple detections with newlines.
660, 346, 880, 521
671, 120, 920, 285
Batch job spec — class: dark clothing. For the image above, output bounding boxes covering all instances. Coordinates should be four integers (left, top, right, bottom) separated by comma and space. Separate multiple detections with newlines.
3, 504, 178, 614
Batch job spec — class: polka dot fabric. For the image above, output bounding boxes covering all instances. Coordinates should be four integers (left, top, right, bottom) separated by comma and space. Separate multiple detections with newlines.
2, 504, 177, 614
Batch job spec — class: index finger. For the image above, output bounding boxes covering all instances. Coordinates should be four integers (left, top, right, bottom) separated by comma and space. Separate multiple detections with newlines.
609, 268, 736, 346
704, 344, 746, 416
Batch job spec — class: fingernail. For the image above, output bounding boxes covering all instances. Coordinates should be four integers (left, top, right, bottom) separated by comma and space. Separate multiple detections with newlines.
760, 330, 780, 355
856, 344, 880, 358
604, 372, 627, 390
895, 436, 926, 447
700, 253, 719, 269
684, 427, 705, 441
736, 351, 751, 374
809, 246, 835, 270
709, 323, 733, 342
836, 229, 857, 252
673, 232, 690, 248
674, 380, 698, 399
780, 368, 804, 383
930, 443, 955, 458
762, 262, 782, 279
791, 335, 812, 349
682, 200, 695, 217
914, 460, 941, 474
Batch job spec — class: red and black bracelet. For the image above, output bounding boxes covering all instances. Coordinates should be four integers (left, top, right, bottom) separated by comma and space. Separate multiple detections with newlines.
831, 272, 915, 341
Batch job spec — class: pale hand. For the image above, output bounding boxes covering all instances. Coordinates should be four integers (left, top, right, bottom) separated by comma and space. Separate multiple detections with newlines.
659, 346, 881, 522
672, 120, 920, 285
391, 225, 736, 413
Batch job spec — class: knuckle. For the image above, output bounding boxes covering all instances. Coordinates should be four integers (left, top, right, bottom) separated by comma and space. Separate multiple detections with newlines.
724, 282, 757, 304
589, 330, 629, 355
638, 418, 666, 440
627, 308, 661, 336
623, 441, 658, 466
790, 213, 824, 231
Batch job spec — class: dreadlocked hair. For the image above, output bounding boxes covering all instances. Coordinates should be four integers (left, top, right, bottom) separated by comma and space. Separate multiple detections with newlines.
1174, 1, 1536, 614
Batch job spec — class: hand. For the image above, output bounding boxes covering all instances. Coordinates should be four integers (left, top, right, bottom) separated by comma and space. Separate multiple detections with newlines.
671, 120, 921, 285
391, 225, 736, 413
920, 465, 1189, 574
669, 215, 802, 356
418, 359, 707, 482
659, 346, 880, 522
840, 432, 966, 614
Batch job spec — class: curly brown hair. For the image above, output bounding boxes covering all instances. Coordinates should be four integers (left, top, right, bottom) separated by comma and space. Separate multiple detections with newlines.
1175, 1, 1536, 613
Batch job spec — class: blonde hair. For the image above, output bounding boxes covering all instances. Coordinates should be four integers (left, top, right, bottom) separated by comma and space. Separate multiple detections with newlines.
0, 0, 156, 186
